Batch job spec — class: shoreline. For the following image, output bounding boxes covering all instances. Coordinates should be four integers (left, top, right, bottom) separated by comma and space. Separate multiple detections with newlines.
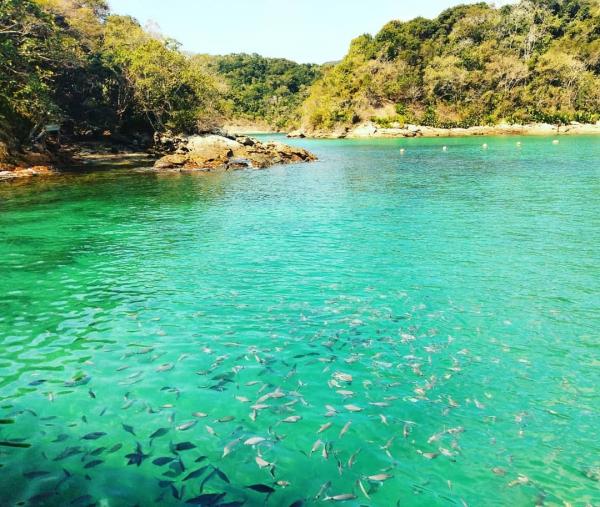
0, 134, 316, 183
2, 121, 598, 182
0, 147, 157, 183
292, 122, 600, 139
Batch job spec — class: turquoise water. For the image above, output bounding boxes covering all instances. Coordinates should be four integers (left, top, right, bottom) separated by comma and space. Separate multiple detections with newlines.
0, 135, 598, 506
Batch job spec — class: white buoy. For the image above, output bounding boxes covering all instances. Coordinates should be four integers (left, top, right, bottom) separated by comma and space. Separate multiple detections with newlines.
442, 146, 448, 152
482, 143, 488, 149
552, 139, 560, 145
400, 148, 406, 154
516, 141, 522, 147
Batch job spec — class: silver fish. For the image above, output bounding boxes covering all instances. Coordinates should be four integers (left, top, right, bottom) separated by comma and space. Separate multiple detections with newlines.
367, 473, 392, 481
339, 421, 352, 438
281, 416, 301, 423
255, 456, 272, 469
324, 494, 357, 501
311, 439, 324, 455
317, 422, 332, 434
222, 438, 241, 458
333, 372, 353, 383
358, 479, 370, 499
344, 404, 362, 413
176, 421, 197, 431
347, 449, 361, 468
244, 437, 266, 446
315, 481, 331, 500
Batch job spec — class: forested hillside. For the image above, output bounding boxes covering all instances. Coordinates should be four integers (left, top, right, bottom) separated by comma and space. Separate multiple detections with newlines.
195, 53, 321, 130
302, 0, 600, 131
2, 0, 600, 159
0, 0, 319, 161
0, 0, 222, 154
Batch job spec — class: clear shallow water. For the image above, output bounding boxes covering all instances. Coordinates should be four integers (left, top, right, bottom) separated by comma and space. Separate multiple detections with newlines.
0, 135, 598, 507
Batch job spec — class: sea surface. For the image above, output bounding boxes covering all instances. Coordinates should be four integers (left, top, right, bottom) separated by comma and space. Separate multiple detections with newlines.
0, 135, 598, 506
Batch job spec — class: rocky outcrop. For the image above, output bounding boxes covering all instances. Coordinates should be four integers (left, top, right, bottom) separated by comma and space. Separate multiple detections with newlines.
0, 132, 316, 182
153, 131, 189, 153
0, 133, 59, 181
292, 127, 348, 139
154, 134, 316, 171
349, 123, 378, 137
0, 165, 57, 181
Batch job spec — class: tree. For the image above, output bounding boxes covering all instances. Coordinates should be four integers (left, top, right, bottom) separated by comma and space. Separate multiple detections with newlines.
0, 0, 78, 139
424, 56, 469, 102
102, 16, 221, 133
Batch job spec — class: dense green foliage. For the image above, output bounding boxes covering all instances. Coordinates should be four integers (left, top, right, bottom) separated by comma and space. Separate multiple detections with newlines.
1, 0, 72, 140
197, 53, 321, 130
2, 0, 599, 155
102, 15, 221, 133
0, 0, 321, 153
0, 0, 222, 149
303, 0, 600, 130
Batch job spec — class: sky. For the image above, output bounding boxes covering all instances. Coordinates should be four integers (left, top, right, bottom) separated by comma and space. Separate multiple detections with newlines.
107, 0, 512, 64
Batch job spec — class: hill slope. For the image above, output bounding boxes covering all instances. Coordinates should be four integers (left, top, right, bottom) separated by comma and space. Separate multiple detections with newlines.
301, 0, 600, 132
0, 0, 320, 163
194, 53, 321, 131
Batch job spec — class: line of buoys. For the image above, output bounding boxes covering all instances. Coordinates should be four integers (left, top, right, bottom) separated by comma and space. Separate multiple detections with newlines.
396, 139, 562, 156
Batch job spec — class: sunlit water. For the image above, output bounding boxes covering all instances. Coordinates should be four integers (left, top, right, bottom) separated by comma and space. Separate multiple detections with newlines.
0, 135, 598, 507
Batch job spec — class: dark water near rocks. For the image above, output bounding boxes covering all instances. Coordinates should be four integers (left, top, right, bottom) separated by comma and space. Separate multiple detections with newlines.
0, 135, 598, 506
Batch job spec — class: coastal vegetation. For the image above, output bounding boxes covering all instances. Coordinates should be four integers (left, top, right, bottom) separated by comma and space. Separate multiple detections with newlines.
301, 0, 600, 131
0, 0, 320, 163
0, 0, 217, 155
195, 53, 321, 130
2, 0, 600, 165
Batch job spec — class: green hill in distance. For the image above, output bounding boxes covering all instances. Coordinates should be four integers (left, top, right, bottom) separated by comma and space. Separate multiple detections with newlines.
192, 53, 321, 131
301, 0, 600, 132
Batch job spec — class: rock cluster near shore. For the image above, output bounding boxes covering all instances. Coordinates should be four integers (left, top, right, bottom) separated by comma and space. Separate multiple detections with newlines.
0, 133, 317, 182
290, 121, 600, 139
0, 140, 58, 181
0, 165, 57, 181
0, 163, 58, 178
154, 134, 316, 171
